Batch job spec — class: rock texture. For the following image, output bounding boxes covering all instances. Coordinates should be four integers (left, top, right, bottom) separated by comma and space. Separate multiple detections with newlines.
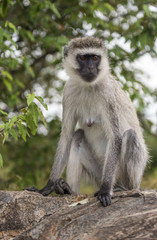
0, 189, 157, 240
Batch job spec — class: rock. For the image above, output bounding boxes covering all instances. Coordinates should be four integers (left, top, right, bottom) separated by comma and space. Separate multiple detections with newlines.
0, 189, 157, 240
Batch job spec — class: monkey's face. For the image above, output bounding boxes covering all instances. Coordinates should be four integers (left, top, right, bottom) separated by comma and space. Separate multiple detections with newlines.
76, 54, 101, 82
63, 37, 110, 84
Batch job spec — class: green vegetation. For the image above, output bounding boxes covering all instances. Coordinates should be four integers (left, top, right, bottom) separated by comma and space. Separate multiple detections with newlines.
0, 0, 157, 192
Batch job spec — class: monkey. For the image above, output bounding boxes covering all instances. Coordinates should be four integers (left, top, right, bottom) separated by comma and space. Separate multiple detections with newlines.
26, 36, 148, 207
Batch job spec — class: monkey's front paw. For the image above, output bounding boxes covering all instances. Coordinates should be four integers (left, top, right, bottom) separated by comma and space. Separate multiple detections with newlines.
54, 178, 72, 195
94, 190, 111, 207
24, 181, 55, 196
39, 185, 54, 196
24, 186, 40, 193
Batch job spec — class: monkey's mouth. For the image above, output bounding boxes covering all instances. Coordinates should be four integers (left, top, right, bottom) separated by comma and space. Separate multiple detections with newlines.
81, 73, 97, 82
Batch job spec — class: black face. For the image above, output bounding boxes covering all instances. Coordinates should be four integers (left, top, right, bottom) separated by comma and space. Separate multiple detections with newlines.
76, 54, 101, 82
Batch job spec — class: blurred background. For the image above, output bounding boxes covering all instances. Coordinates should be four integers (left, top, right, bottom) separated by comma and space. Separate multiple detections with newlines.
0, 0, 157, 194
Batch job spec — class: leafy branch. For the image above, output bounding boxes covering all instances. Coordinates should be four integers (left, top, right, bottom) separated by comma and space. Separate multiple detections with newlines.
0, 94, 48, 167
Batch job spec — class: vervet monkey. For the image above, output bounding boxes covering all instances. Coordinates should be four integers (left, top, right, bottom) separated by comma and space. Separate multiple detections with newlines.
26, 37, 148, 207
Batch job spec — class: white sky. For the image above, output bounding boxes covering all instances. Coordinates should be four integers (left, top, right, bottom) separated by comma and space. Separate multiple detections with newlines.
134, 55, 157, 127
134, 54, 157, 89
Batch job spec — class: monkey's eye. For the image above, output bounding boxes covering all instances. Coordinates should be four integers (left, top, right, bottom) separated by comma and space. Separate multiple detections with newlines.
79, 55, 86, 61
92, 55, 99, 61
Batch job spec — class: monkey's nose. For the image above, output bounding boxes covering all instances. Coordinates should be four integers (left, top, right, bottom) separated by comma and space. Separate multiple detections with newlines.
88, 66, 94, 71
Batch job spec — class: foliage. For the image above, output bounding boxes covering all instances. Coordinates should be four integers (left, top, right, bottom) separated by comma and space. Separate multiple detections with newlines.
0, 93, 47, 142
0, 93, 48, 167
0, 118, 61, 190
0, 0, 157, 189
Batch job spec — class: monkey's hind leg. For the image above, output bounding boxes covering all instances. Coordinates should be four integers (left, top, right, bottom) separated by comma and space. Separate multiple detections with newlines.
117, 129, 147, 190
67, 129, 101, 194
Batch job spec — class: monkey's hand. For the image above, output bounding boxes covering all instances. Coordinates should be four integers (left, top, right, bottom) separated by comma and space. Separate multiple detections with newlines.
94, 189, 111, 207
24, 180, 55, 196
24, 178, 72, 196
54, 178, 72, 195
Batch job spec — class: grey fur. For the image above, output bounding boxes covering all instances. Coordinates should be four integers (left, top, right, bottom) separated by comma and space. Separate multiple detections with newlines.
67, 129, 102, 193
116, 129, 145, 190
64, 37, 106, 58
48, 37, 148, 202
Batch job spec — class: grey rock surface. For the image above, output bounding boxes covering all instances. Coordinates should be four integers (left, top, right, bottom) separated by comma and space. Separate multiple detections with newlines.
0, 189, 157, 240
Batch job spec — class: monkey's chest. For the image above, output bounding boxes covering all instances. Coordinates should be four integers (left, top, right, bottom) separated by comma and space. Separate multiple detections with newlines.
77, 104, 105, 140
76, 100, 108, 159
74, 87, 104, 127
77, 107, 101, 129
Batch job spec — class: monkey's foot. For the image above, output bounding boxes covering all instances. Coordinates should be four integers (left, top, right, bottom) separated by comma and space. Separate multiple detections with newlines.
54, 178, 72, 195
94, 190, 111, 207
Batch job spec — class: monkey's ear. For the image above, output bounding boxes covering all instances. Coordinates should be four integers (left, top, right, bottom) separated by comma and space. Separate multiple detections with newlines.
63, 45, 68, 58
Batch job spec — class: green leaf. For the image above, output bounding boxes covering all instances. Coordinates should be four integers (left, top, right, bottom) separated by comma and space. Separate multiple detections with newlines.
139, 33, 148, 49
1, 0, 8, 17
9, 128, 18, 141
10, 116, 18, 128
0, 109, 8, 116
143, 4, 150, 16
16, 80, 25, 88
26, 102, 39, 135
3, 131, 9, 143
8, 22, 17, 32
20, 108, 27, 114
30, 102, 39, 126
23, 57, 35, 77
0, 154, 3, 168
18, 114, 26, 121
17, 123, 27, 141
38, 107, 47, 128
1, 70, 13, 81
35, 96, 48, 110
0, 28, 4, 43
26, 31, 35, 42
27, 66, 35, 78
0, 124, 5, 130
26, 93, 35, 106
3, 79, 12, 92
5, 21, 17, 32
49, 3, 61, 18
4, 122, 10, 132
104, 3, 115, 12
